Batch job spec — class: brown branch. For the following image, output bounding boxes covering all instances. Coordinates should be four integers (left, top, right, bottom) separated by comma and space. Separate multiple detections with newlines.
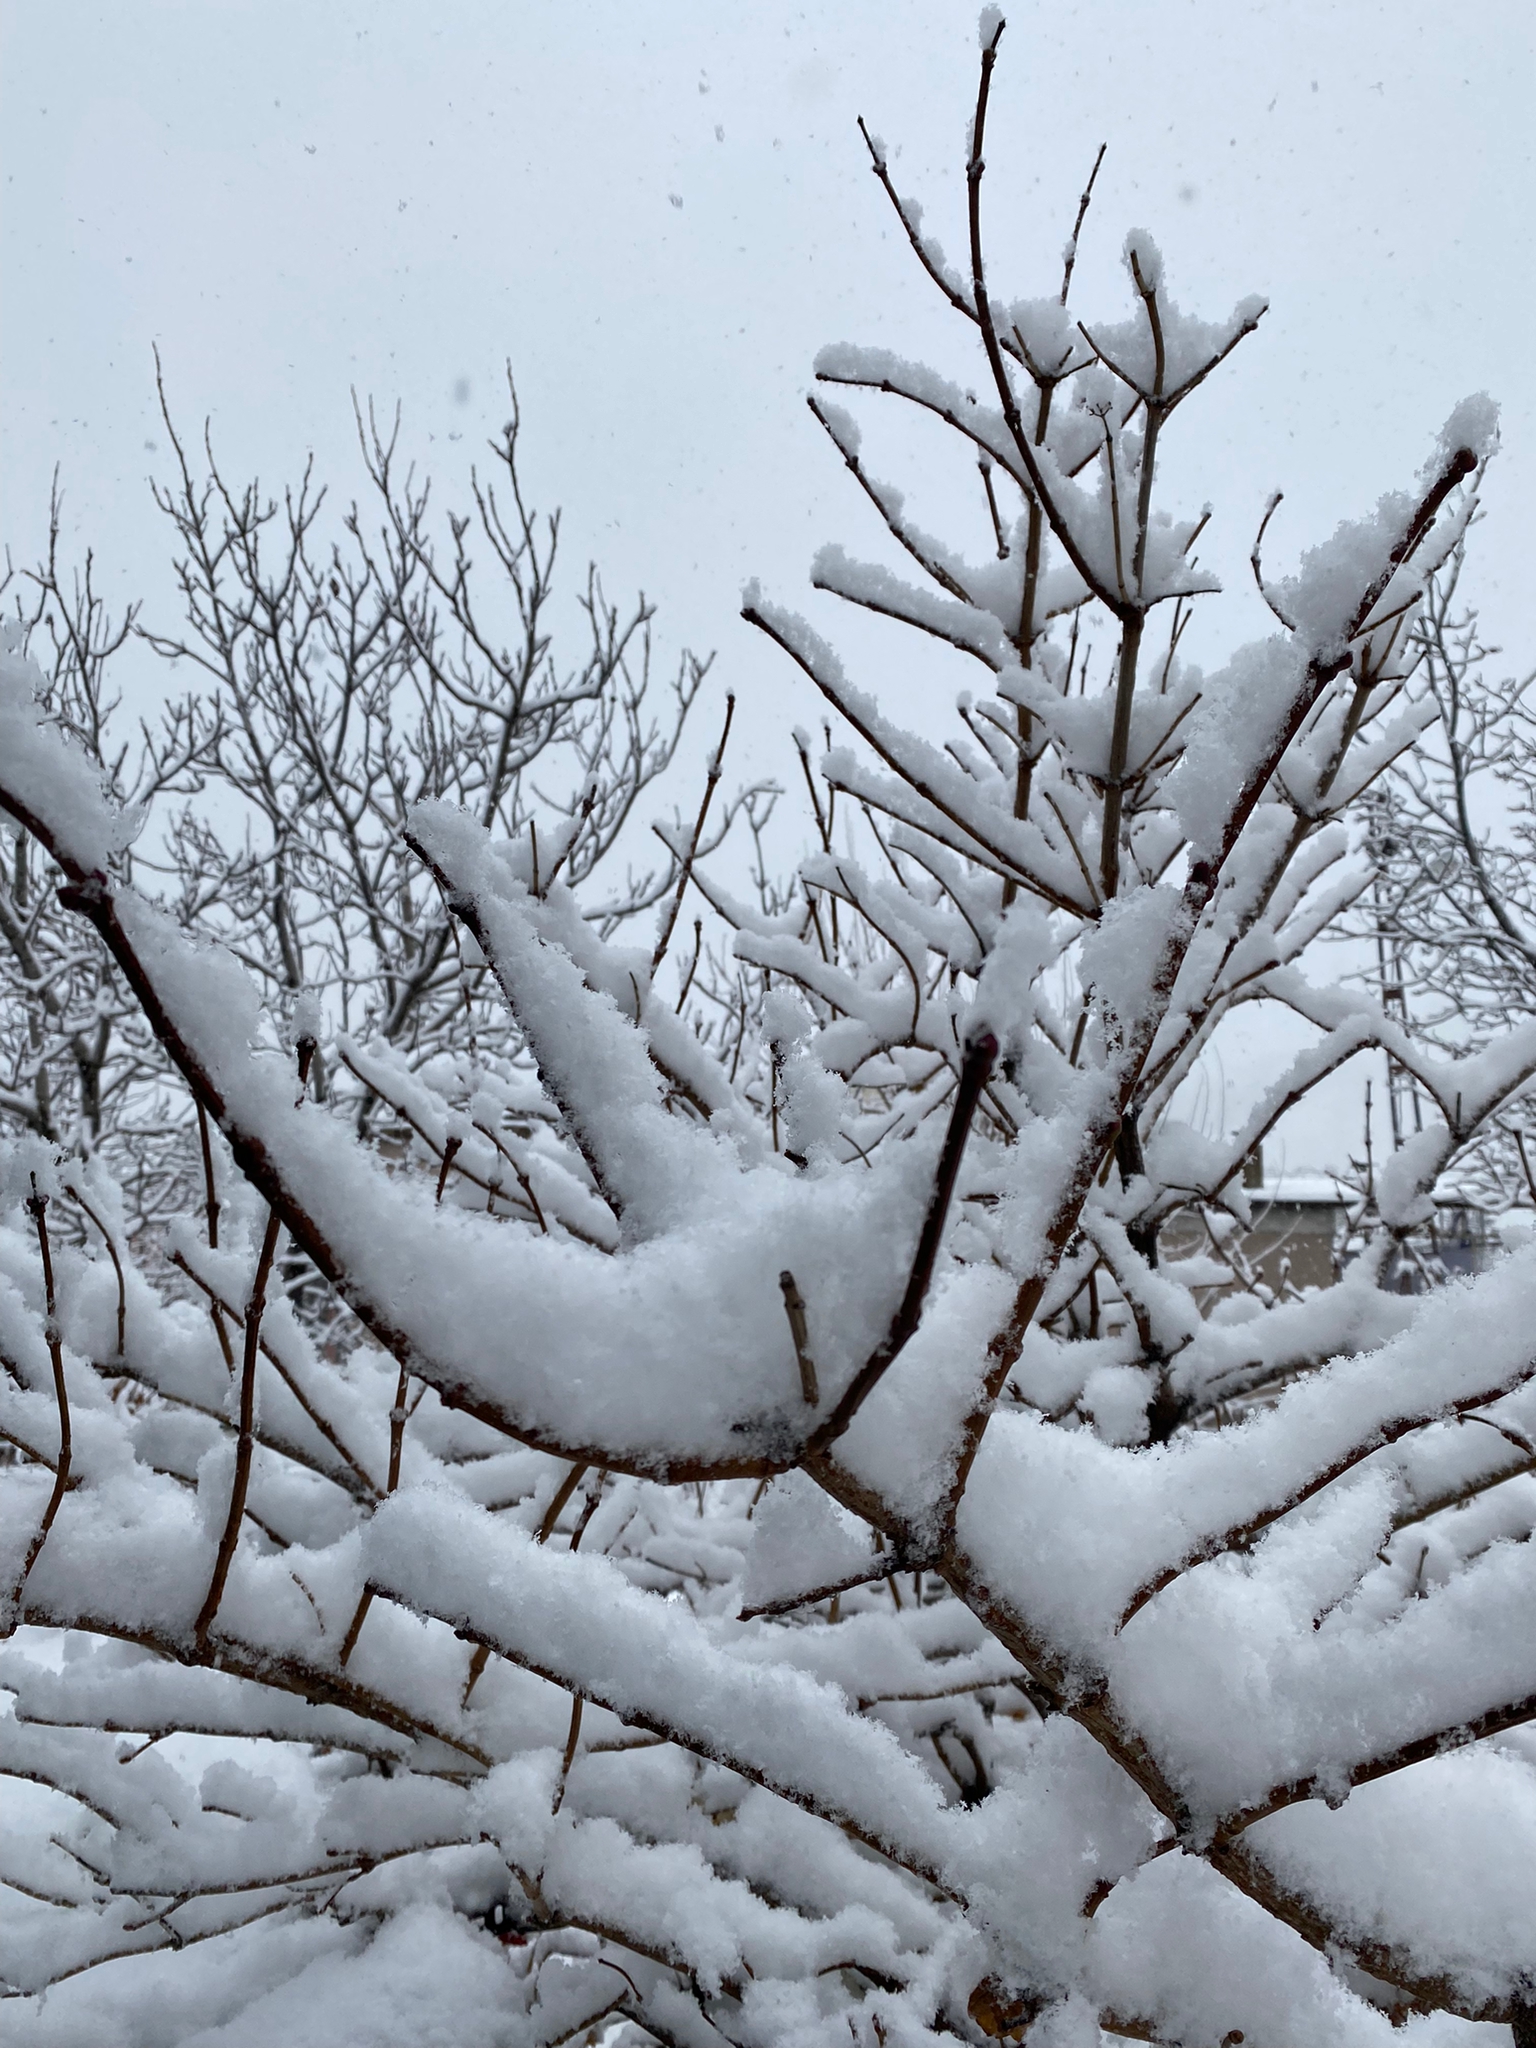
22, 1589, 492, 1769
653, 692, 734, 972
332, 1045, 551, 1233
470, 1116, 551, 1236
889, 1489, 1518, 2026
674, 918, 704, 1015
551, 1697, 585, 1815
438, 1596, 959, 1898
808, 394, 973, 603
194, 1206, 282, 1653
736, 1555, 890, 1623
1218, 1688, 1536, 1841
856, 114, 984, 331
965, 21, 1120, 614
1208, 1834, 1532, 2025
814, 565, 1003, 670
1250, 492, 1297, 630
1116, 1352, 1536, 1632
808, 1030, 997, 1450
167, 1250, 381, 1502
62, 1180, 125, 1360
1390, 1437, 1535, 1530
779, 1270, 819, 1406
1059, 142, 1106, 304
196, 1099, 234, 1370
1458, 1409, 1536, 1458
337, 1584, 376, 1669
1340, 447, 1479, 657
338, 1351, 415, 1667
460, 1641, 492, 1708
940, 441, 1484, 1508
978, 458, 1010, 561
548, 1485, 604, 1813
743, 603, 1088, 915
11, 1180, 73, 1614
434, 1134, 463, 1204
539, 1460, 592, 1544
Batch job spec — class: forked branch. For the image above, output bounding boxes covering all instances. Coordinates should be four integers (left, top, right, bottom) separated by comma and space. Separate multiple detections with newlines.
808, 1029, 997, 1450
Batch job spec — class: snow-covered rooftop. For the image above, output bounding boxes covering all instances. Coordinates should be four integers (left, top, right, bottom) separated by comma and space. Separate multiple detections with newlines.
1248, 1174, 1352, 1207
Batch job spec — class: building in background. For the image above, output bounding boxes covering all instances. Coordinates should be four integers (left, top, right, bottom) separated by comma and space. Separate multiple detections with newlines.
1161, 1147, 1497, 1308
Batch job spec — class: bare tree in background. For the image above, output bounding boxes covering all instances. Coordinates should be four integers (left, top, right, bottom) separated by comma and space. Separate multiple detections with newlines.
1355, 546, 1536, 1211
2, 22, 1534, 2048
2, 371, 723, 1231
0, 508, 202, 1216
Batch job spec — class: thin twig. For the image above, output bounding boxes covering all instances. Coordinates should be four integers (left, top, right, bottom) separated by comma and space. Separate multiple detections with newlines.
460, 1642, 492, 1708
64, 1181, 126, 1359
1251, 492, 1297, 630
194, 1205, 282, 1652
539, 1461, 591, 1545
196, 1099, 234, 1370
12, 1180, 73, 1615
168, 1250, 382, 1502
339, 1357, 413, 1667
197, 1097, 222, 1249
470, 1117, 549, 1234
434, 1134, 463, 1204
810, 1031, 998, 1448
856, 115, 983, 329
551, 1696, 585, 1815
1059, 143, 1107, 304
779, 1271, 819, 1405
675, 917, 704, 1013
652, 693, 735, 971
547, 1486, 605, 1813
978, 459, 1010, 560
964, 21, 1119, 613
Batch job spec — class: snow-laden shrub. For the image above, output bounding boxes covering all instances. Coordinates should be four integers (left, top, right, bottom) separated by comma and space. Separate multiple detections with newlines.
2, 22, 1531, 2046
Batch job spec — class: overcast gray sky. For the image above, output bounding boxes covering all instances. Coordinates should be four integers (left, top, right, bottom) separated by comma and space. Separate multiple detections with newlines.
2, 0, 1532, 1172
